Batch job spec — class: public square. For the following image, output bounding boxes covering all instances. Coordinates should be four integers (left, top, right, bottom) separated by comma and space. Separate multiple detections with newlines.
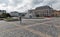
0, 17, 60, 37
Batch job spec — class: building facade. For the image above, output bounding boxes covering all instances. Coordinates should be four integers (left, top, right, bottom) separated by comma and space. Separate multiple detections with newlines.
53, 10, 60, 17
28, 6, 53, 18
10, 11, 19, 17
10, 11, 27, 17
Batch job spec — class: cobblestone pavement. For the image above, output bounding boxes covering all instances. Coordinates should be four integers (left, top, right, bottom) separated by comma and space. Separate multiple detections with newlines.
0, 18, 60, 37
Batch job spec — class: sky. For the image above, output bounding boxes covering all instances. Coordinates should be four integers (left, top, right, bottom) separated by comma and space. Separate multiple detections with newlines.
0, 0, 60, 12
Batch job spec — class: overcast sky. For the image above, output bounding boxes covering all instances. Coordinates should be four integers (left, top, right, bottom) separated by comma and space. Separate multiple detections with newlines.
0, 0, 60, 12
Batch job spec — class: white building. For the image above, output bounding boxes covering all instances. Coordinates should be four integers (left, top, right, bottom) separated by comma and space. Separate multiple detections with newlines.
10, 11, 27, 18
10, 11, 19, 17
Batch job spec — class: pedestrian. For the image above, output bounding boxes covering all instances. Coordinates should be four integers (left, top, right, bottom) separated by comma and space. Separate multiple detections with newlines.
19, 16, 22, 24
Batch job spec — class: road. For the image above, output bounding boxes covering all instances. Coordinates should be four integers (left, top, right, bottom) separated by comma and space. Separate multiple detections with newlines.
0, 17, 60, 37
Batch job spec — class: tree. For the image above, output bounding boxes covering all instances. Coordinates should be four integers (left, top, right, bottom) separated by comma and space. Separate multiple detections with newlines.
1, 13, 11, 18
1, 13, 7, 18
6, 13, 11, 17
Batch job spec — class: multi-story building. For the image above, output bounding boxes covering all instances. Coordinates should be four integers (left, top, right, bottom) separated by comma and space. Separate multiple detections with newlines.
53, 10, 60, 17
10, 11, 27, 17
27, 6, 53, 18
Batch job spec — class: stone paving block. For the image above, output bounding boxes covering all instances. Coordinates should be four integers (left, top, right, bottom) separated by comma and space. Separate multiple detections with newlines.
0, 29, 41, 37
29, 24, 58, 37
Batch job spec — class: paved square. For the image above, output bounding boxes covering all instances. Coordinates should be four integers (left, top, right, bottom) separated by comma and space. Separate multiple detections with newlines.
0, 18, 60, 37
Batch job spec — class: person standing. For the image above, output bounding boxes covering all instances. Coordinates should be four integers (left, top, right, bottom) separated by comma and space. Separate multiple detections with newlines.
19, 16, 22, 24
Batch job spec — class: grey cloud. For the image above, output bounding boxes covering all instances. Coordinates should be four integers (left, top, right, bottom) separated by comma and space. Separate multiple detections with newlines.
12, 0, 23, 6
31, 0, 44, 7
0, 0, 60, 12
7, 0, 23, 7
32, 0, 43, 5
0, 0, 9, 5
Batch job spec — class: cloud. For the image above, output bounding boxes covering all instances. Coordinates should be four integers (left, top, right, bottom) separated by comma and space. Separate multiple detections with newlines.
0, 0, 60, 12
